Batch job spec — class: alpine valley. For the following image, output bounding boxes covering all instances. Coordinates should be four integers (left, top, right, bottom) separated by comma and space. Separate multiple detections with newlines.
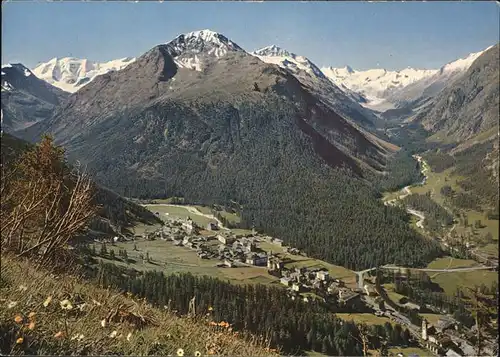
1, 27, 499, 357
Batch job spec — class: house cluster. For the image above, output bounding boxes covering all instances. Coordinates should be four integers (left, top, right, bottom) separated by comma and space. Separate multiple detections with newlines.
215, 234, 271, 267
274, 266, 360, 305
420, 316, 494, 357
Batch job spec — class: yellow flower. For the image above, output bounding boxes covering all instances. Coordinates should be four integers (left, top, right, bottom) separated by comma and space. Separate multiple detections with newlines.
59, 299, 73, 310
16, 337, 24, 344
195, 351, 202, 357
127, 332, 132, 341
208, 306, 213, 311
101, 319, 107, 328
43, 296, 52, 307
7, 301, 18, 309
54, 331, 64, 339
14, 315, 23, 324
28, 321, 35, 330
177, 348, 185, 356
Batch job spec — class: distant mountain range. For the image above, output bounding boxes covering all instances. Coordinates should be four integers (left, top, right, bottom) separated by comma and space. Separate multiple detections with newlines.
25, 37, 492, 115
31, 57, 135, 93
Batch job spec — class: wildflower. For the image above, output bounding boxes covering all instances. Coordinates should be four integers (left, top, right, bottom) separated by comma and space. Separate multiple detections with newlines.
16, 337, 24, 344
208, 306, 213, 311
60, 299, 73, 310
176, 348, 184, 357
71, 333, 85, 342
77, 303, 86, 312
195, 351, 202, 357
127, 332, 132, 341
54, 331, 64, 339
43, 296, 52, 307
18, 285, 28, 292
101, 319, 107, 328
207, 350, 215, 355
14, 315, 23, 324
28, 312, 36, 319
109, 330, 118, 338
28, 321, 35, 330
7, 301, 18, 309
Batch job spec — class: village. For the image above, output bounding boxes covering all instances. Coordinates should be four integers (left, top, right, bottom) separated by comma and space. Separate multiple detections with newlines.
121, 215, 374, 309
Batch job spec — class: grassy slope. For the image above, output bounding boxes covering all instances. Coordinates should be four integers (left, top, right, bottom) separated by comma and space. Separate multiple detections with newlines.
426, 257, 478, 269
0, 256, 273, 356
430, 270, 498, 296
335, 313, 395, 327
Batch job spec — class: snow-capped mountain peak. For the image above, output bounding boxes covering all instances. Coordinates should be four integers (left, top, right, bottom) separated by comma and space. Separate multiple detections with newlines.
2, 63, 35, 91
252, 45, 325, 79
439, 46, 493, 74
165, 29, 245, 72
253, 45, 295, 58
31, 57, 136, 93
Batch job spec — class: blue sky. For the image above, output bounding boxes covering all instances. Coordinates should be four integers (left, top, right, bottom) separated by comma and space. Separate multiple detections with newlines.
2, 1, 498, 70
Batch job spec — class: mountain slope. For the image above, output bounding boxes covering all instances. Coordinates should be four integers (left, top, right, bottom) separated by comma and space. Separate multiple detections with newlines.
417, 44, 499, 212
252, 45, 384, 129
1, 64, 68, 132
32, 57, 136, 93
416, 44, 499, 141
384, 46, 494, 111
20, 30, 441, 270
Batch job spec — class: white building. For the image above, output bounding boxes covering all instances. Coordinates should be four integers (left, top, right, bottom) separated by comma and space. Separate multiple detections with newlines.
316, 270, 329, 281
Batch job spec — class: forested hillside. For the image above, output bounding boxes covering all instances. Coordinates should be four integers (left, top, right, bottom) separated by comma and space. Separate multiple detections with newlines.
1, 133, 162, 236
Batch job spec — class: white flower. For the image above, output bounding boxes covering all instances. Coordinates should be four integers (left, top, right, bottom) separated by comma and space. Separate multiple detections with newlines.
71, 333, 84, 341
177, 348, 185, 356
43, 296, 52, 307
7, 301, 18, 309
101, 319, 107, 328
195, 351, 202, 357
109, 330, 118, 338
60, 299, 73, 310
127, 332, 132, 341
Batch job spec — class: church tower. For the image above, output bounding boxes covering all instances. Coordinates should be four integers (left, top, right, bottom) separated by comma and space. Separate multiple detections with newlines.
421, 319, 428, 340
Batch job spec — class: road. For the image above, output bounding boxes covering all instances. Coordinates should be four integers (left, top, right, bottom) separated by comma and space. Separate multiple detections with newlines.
354, 264, 494, 289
